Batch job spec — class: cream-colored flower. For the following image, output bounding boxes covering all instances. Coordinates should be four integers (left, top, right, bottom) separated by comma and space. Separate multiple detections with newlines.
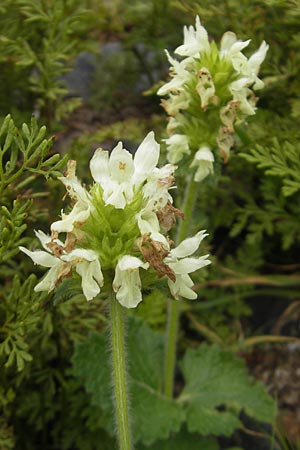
20, 231, 104, 300
62, 248, 104, 301
164, 230, 210, 299
51, 161, 92, 233
229, 78, 257, 115
90, 131, 162, 210
190, 147, 215, 182
90, 141, 134, 209
220, 31, 250, 69
164, 230, 210, 300
196, 67, 216, 110
164, 134, 190, 164
20, 230, 69, 293
243, 41, 269, 89
158, 15, 268, 170
113, 255, 149, 308
21, 132, 211, 308
175, 15, 210, 57
157, 51, 190, 95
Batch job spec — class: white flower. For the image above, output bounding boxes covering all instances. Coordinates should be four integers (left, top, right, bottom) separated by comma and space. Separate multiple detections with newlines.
113, 255, 149, 308
220, 100, 240, 129
164, 134, 190, 164
190, 147, 215, 182
161, 91, 190, 116
51, 201, 92, 234
136, 209, 170, 249
175, 15, 210, 57
136, 208, 160, 235
216, 126, 235, 162
90, 141, 134, 209
90, 132, 161, 209
132, 131, 160, 187
166, 116, 181, 135
164, 230, 210, 299
244, 40, 269, 89
196, 67, 216, 110
58, 160, 91, 204
62, 248, 104, 301
19, 230, 71, 293
157, 51, 190, 95
229, 78, 257, 115
220, 31, 250, 69
220, 32, 268, 90
142, 163, 175, 210
20, 231, 104, 301
21, 132, 212, 309
51, 161, 92, 233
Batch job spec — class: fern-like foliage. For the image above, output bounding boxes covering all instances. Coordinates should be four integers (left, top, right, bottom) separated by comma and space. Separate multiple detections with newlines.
241, 138, 300, 197
0, 114, 67, 370
0, 114, 67, 272
0, 0, 102, 125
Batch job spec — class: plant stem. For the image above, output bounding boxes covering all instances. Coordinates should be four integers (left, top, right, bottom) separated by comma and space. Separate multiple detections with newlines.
164, 294, 181, 398
110, 293, 133, 450
164, 175, 199, 398
176, 175, 199, 244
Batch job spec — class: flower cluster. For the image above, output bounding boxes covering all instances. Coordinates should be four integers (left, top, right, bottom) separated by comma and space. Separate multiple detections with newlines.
158, 16, 269, 181
20, 132, 210, 308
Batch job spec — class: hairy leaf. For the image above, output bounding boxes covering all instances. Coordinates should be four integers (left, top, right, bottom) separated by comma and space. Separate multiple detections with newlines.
140, 427, 219, 450
179, 344, 276, 436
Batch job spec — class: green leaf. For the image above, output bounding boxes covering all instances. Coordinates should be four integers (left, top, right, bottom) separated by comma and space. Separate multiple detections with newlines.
140, 427, 219, 450
127, 319, 184, 444
179, 344, 276, 437
72, 317, 184, 445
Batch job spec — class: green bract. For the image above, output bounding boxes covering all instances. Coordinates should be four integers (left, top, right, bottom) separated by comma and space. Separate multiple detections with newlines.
82, 184, 143, 268
20, 132, 210, 308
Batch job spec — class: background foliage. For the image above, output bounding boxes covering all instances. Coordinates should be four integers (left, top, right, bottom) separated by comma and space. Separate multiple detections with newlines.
0, 0, 299, 449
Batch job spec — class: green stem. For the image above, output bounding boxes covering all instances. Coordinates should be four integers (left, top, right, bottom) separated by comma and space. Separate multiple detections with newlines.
110, 293, 133, 450
164, 294, 180, 398
176, 175, 199, 243
164, 175, 199, 398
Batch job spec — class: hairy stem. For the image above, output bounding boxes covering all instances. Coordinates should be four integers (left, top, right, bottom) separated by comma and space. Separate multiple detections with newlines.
164, 175, 198, 398
110, 293, 133, 450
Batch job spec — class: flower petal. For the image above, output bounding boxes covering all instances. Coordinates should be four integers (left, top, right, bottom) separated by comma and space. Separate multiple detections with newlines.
34, 265, 62, 292
168, 255, 211, 274
116, 281, 143, 309
248, 41, 269, 75
113, 255, 148, 308
58, 160, 90, 204
168, 273, 197, 300
133, 132, 160, 185
117, 255, 149, 272
105, 183, 127, 209
62, 247, 99, 262
220, 31, 238, 52
170, 230, 209, 259
76, 259, 103, 301
34, 230, 51, 251
164, 134, 190, 164
51, 201, 91, 233
109, 142, 134, 183
137, 209, 160, 235
19, 247, 59, 267
175, 15, 210, 57
90, 148, 110, 185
